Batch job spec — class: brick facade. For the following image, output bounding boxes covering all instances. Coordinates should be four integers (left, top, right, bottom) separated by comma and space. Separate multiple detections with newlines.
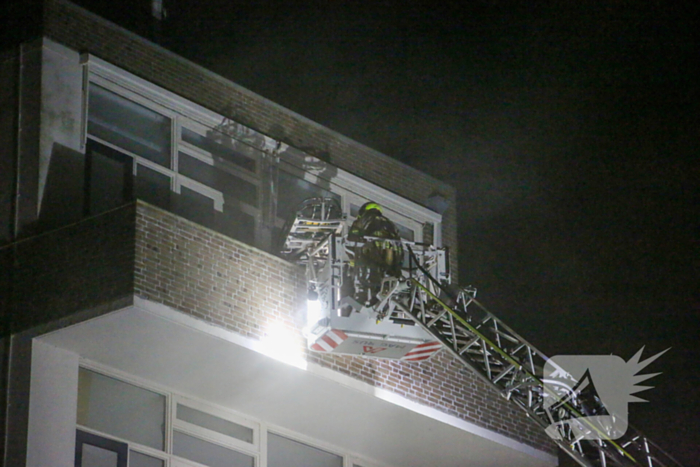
2, 203, 554, 456
134, 202, 555, 454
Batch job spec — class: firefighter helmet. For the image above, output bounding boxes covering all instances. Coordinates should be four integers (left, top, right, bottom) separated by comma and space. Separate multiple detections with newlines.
358, 201, 382, 216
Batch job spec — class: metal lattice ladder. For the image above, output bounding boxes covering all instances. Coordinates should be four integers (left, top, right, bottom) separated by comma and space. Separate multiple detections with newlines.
281, 198, 683, 467
393, 249, 683, 467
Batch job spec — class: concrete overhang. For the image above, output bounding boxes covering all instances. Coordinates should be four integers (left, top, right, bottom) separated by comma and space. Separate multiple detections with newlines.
38, 298, 556, 467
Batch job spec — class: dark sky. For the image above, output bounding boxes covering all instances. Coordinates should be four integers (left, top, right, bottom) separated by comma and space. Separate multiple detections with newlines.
79, 0, 700, 464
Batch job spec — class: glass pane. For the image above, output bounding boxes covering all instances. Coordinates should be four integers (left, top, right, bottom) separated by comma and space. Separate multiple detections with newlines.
173, 431, 254, 467
177, 404, 253, 443
88, 84, 171, 167
422, 222, 434, 245
87, 140, 132, 214
82, 444, 118, 467
77, 368, 165, 450
135, 164, 171, 209
218, 197, 256, 245
394, 222, 414, 242
178, 152, 214, 185
268, 433, 342, 467
182, 127, 256, 173
129, 451, 164, 467
173, 186, 215, 229
277, 170, 340, 222
179, 152, 257, 206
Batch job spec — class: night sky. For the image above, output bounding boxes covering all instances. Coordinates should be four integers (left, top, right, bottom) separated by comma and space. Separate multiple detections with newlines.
67, 0, 700, 464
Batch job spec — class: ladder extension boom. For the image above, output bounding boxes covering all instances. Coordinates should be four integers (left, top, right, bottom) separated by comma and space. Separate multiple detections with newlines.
282, 198, 683, 467
400, 249, 682, 467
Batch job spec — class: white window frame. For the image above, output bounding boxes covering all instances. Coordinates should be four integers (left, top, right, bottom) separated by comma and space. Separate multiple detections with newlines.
75, 361, 398, 467
76, 362, 262, 467
172, 395, 260, 457
179, 120, 261, 182
76, 362, 173, 463
275, 158, 441, 244
85, 67, 226, 212
347, 458, 395, 467
82, 54, 442, 246
177, 120, 260, 217
344, 195, 423, 243
264, 426, 345, 467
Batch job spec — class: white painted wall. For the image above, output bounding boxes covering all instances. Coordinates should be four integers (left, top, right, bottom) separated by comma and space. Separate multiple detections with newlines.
16, 40, 43, 233
38, 38, 84, 215
4, 333, 33, 466
39, 303, 557, 467
26, 340, 79, 467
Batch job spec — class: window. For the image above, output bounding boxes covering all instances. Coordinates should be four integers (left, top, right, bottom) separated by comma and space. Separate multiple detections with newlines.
276, 169, 340, 222
76, 367, 260, 467
172, 431, 254, 467
75, 430, 128, 467
274, 168, 342, 248
84, 140, 133, 215
129, 451, 164, 467
267, 433, 342, 467
85, 80, 262, 249
77, 368, 166, 450
86, 82, 177, 215
75, 365, 391, 467
181, 126, 256, 174
176, 404, 254, 443
177, 121, 261, 245
135, 164, 172, 210
84, 57, 442, 255
88, 83, 171, 167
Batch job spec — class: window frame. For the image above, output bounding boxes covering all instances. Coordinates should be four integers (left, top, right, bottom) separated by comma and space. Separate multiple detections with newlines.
76, 361, 396, 467
179, 120, 261, 182
275, 157, 436, 244
82, 54, 442, 249
76, 364, 172, 457
172, 395, 260, 457
77, 362, 261, 467
265, 428, 346, 467
75, 429, 129, 467
177, 120, 260, 216
85, 80, 225, 213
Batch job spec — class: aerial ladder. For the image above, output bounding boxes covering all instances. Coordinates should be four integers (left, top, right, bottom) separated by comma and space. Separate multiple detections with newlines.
281, 198, 683, 467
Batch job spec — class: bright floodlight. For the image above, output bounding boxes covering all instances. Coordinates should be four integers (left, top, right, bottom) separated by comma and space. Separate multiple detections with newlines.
304, 298, 323, 336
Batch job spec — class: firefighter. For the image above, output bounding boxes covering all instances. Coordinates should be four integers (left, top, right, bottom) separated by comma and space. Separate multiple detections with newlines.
346, 201, 404, 307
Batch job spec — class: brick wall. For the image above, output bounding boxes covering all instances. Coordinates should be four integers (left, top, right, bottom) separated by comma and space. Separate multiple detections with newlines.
40, 0, 458, 281
1, 200, 552, 453
135, 202, 555, 454
307, 349, 553, 451
134, 202, 308, 345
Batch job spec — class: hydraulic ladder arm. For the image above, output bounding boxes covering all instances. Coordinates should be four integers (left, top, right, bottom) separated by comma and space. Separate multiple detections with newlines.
397, 248, 683, 467
281, 198, 683, 467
